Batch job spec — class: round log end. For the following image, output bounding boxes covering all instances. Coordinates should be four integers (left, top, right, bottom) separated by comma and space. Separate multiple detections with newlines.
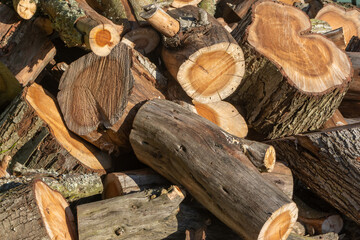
14, 0, 37, 20
322, 215, 343, 234
258, 202, 298, 240
34, 180, 76, 240
193, 100, 248, 138
177, 42, 245, 103
88, 24, 120, 57
264, 146, 276, 172
121, 28, 160, 54
248, 1, 352, 94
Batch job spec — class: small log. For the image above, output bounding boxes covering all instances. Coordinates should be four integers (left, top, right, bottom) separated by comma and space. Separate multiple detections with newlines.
12, 0, 37, 19
143, 5, 245, 103
0, 62, 21, 111
0, 83, 112, 175
192, 100, 248, 138
261, 162, 293, 199
57, 43, 165, 154
130, 99, 298, 240
39, 0, 120, 56
103, 168, 169, 199
0, 180, 76, 240
316, 4, 360, 45
121, 27, 160, 55
77, 185, 187, 240
268, 123, 360, 224
230, 0, 352, 139
218, 0, 256, 23
346, 35, 360, 51
288, 232, 339, 240
0, 3, 56, 86
171, 0, 201, 8
322, 109, 347, 129
294, 196, 343, 235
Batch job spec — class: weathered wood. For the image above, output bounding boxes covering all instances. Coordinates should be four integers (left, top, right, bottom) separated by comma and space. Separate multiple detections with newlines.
268, 123, 360, 224
130, 99, 298, 240
77, 185, 188, 240
322, 109, 347, 129
103, 168, 169, 199
58, 43, 165, 154
0, 83, 112, 175
261, 162, 293, 198
0, 3, 56, 86
316, 4, 360, 45
230, 0, 352, 139
294, 196, 343, 235
153, 5, 245, 102
288, 232, 339, 240
121, 27, 160, 55
0, 180, 76, 240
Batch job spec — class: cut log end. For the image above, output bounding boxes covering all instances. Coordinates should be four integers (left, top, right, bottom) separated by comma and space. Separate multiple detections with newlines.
176, 43, 244, 102
193, 100, 248, 138
88, 24, 120, 57
141, 5, 180, 37
248, 1, 352, 93
34, 180, 76, 240
14, 0, 37, 20
322, 215, 343, 234
121, 28, 160, 54
264, 146, 276, 172
258, 202, 298, 240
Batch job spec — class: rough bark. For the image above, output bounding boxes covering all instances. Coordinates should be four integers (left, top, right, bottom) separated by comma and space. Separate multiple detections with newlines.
0, 180, 76, 240
268, 123, 360, 224
0, 83, 112, 175
230, 0, 352, 139
157, 5, 245, 102
0, 3, 56, 86
198, 0, 216, 15
0, 61, 21, 111
77, 185, 187, 240
58, 43, 165, 154
288, 232, 339, 240
261, 162, 293, 198
130, 99, 298, 240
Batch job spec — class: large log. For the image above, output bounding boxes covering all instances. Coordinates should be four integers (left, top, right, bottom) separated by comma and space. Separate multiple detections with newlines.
316, 4, 360, 45
130, 99, 298, 240
142, 5, 245, 103
0, 83, 112, 175
230, 0, 352, 139
268, 123, 360, 224
261, 162, 293, 199
57, 43, 165, 154
0, 3, 56, 86
0, 180, 76, 240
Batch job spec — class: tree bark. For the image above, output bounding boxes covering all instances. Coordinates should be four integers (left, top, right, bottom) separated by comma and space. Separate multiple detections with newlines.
268, 123, 360, 224
0, 61, 21, 111
130, 99, 298, 240
261, 162, 293, 199
0, 180, 76, 240
0, 3, 56, 86
0, 83, 112, 175
58, 43, 165, 155
230, 0, 352, 139
148, 5, 245, 103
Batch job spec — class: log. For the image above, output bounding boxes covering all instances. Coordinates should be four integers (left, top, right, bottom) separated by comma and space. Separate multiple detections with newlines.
294, 196, 343, 235
198, 0, 216, 16
142, 5, 245, 103
77, 185, 188, 240
218, 0, 256, 23
182, 100, 248, 138
12, 0, 37, 19
0, 61, 21, 111
316, 4, 360, 45
230, 0, 352, 139
0, 83, 112, 175
57, 43, 165, 154
121, 27, 160, 55
310, 19, 347, 49
0, 180, 76, 240
322, 109, 347, 129
171, 0, 201, 8
268, 123, 360, 224
261, 162, 293, 199
39, 0, 120, 56
288, 232, 339, 240
103, 168, 169, 199
130, 99, 298, 240
0, 3, 56, 86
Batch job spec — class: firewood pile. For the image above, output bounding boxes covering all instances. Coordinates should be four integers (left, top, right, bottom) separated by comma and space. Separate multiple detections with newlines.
1, 0, 360, 239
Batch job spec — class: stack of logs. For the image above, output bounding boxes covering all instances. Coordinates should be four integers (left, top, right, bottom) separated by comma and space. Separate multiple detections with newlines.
0, 0, 359, 239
